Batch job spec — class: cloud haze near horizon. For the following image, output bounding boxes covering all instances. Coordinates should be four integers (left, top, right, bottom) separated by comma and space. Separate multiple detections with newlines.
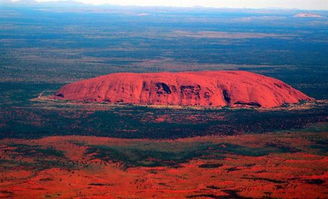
3, 0, 328, 10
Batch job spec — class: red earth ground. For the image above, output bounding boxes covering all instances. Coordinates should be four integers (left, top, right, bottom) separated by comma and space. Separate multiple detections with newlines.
53, 71, 313, 108
0, 132, 327, 199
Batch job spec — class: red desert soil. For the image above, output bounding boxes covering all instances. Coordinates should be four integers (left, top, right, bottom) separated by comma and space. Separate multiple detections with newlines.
54, 71, 313, 108
0, 134, 328, 199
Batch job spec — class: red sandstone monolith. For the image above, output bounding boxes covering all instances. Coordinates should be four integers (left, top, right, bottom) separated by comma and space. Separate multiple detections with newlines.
54, 71, 314, 108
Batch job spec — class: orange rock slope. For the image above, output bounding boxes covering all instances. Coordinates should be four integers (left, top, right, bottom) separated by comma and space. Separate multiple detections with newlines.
54, 71, 313, 108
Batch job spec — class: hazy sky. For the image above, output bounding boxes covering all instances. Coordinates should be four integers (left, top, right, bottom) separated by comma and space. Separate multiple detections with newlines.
5, 0, 328, 10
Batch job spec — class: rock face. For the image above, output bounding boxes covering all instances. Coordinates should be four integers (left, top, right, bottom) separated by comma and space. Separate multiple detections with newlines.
54, 71, 313, 108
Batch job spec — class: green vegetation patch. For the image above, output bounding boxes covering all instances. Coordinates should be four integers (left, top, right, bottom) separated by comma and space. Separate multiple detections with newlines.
85, 141, 302, 168
213, 143, 277, 156
0, 144, 80, 171
85, 142, 224, 168
8, 144, 65, 158
310, 139, 328, 155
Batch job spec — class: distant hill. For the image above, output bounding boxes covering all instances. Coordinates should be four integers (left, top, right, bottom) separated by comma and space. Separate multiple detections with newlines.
294, 13, 323, 18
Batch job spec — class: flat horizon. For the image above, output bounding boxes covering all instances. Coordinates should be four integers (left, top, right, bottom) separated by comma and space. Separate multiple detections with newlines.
1, 0, 328, 11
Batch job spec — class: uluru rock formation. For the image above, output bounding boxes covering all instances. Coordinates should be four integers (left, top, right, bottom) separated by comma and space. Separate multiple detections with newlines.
54, 71, 314, 108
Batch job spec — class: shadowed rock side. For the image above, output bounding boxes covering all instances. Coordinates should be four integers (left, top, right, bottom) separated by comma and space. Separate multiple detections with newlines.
54, 71, 314, 108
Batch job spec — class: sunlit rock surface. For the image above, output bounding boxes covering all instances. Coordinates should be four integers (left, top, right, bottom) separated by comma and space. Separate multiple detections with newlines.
54, 71, 314, 108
